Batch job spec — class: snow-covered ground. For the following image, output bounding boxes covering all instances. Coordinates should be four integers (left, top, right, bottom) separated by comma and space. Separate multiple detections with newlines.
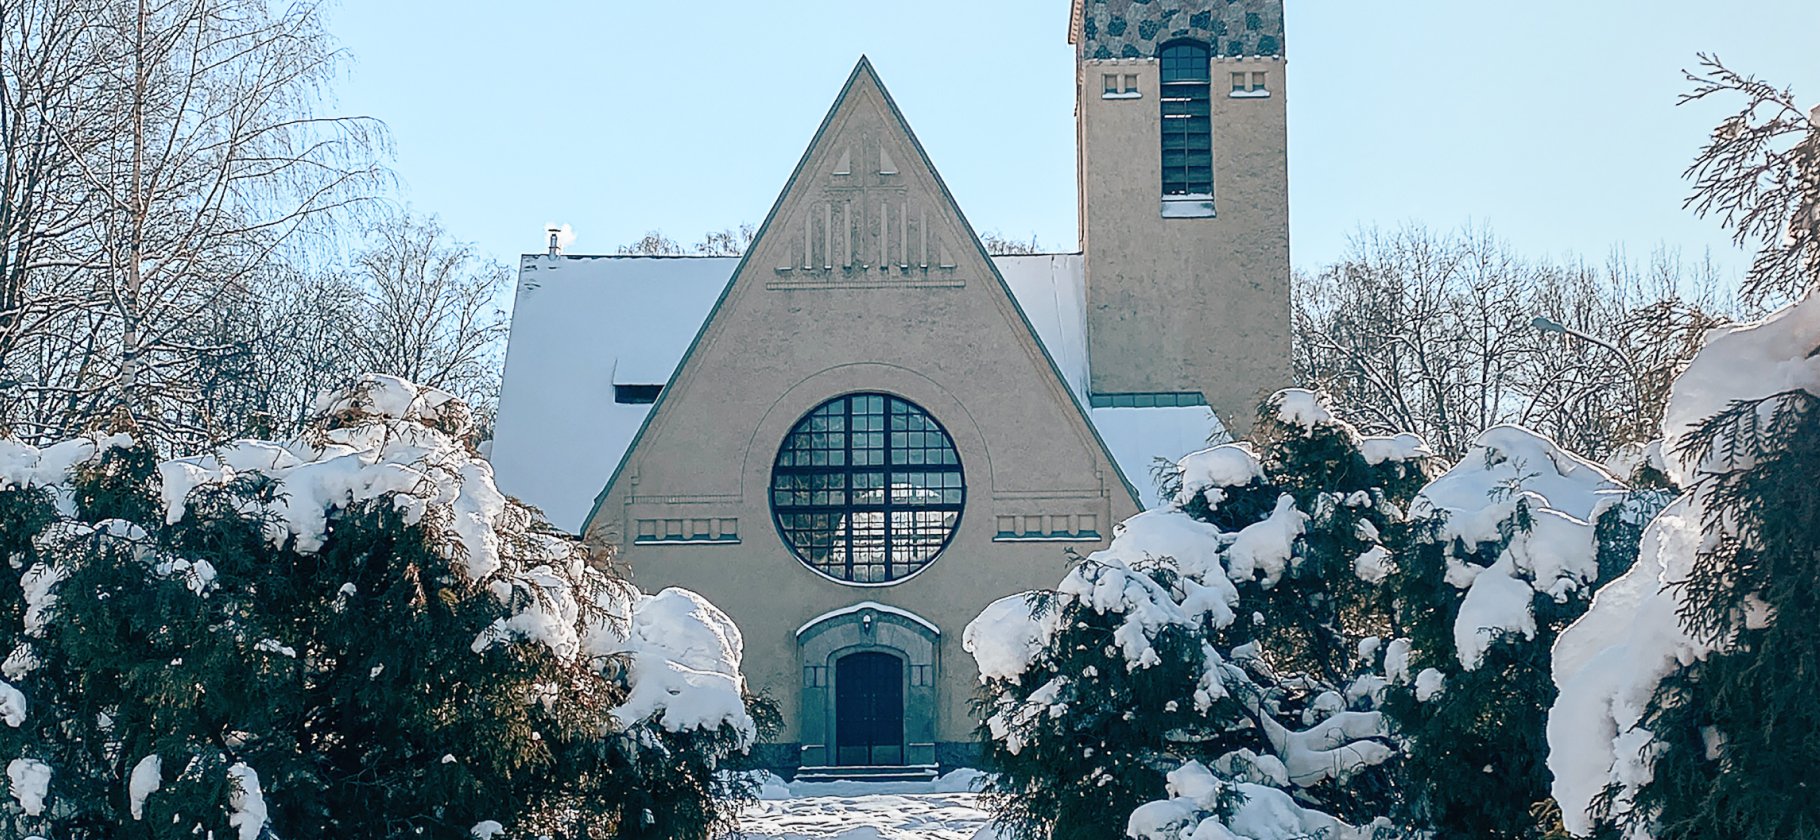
731, 772, 995, 840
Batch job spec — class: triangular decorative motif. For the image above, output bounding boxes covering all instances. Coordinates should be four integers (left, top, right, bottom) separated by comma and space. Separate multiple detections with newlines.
585, 56, 1137, 531
578, 58, 1143, 757
751, 62, 989, 291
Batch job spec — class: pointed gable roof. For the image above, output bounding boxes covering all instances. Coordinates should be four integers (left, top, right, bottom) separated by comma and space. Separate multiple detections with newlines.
580, 57, 1140, 534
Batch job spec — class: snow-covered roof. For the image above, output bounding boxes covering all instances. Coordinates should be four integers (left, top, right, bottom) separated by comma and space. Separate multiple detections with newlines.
491, 252, 1223, 532
1089, 405, 1222, 509
996, 255, 1090, 398
490, 255, 735, 532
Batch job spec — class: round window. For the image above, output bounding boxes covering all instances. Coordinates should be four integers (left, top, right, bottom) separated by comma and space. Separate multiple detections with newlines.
770, 393, 965, 584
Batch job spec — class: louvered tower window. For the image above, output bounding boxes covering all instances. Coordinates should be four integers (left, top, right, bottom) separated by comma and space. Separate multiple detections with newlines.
1159, 41, 1212, 197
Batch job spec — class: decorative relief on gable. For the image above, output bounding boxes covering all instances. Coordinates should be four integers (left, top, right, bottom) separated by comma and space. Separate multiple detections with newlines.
769, 138, 965, 291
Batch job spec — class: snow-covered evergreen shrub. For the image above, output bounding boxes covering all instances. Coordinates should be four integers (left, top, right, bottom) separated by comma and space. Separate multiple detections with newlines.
1549, 295, 1820, 840
0, 375, 757, 840
1227, 393, 1428, 672
1204, 391, 1432, 821
1379, 425, 1666, 839
966, 540, 1244, 840
1127, 760, 1381, 840
965, 390, 1430, 840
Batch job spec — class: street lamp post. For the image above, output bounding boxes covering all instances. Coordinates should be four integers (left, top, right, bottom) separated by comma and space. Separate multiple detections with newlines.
1530, 316, 1641, 384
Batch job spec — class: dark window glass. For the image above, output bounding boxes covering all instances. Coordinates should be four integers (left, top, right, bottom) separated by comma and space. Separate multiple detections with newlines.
771, 393, 964, 584
1159, 41, 1213, 196
1160, 41, 1210, 83
614, 384, 662, 404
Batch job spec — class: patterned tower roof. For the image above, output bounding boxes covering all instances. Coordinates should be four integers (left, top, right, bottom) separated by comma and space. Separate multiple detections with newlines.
1070, 0, 1284, 59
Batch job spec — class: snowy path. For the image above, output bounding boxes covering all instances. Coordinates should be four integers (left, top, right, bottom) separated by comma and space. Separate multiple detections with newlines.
733, 792, 991, 840
727, 772, 995, 840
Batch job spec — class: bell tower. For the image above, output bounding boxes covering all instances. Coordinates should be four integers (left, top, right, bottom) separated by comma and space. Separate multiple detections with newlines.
1072, 0, 1290, 435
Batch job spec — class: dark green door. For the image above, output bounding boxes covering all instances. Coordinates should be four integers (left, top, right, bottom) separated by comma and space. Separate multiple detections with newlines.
835, 652, 904, 766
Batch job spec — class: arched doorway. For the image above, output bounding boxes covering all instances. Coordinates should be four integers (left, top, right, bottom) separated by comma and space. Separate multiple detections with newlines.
836, 652, 904, 765
795, 602, 940, 769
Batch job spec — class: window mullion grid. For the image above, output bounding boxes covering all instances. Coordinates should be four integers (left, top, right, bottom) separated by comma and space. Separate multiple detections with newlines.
843, 397, 856, 581
1159, 41, 1213, 198
1161, 82, 1210, 196
883, 400, 896, 580
773, 394, 963, 584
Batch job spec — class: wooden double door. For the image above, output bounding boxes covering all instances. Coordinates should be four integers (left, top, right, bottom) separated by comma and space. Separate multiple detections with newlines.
834, 651, 904, 766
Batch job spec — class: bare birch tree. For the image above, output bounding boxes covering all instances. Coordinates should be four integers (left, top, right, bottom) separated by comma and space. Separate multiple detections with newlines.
341, 212, 508, 415
94, 0, 386, 436
616, 230, 686, 256
980, 230, 1045, 255
1296, 225, 1735, 460
149, 215, 510, 445
0, 0, 387, 445
615, 225, 756, 256
176, 264, 360, 439
694, 223, 753, 256
0, 0, 117, 437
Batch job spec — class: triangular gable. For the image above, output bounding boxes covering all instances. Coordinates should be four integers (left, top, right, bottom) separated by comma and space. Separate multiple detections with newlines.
582, 57, 1140, 534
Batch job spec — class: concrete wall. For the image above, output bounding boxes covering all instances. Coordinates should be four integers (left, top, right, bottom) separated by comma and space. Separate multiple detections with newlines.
1078, 51, 1291, 435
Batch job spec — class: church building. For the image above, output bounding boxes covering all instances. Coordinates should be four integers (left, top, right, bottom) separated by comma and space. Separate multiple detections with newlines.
490, 0, 1289, 776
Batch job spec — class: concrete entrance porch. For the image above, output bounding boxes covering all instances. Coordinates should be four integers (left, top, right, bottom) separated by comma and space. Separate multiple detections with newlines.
795, 602, 941, 769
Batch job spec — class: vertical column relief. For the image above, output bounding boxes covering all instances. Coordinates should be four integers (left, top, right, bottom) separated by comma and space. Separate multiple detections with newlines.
770, 137, 965, 290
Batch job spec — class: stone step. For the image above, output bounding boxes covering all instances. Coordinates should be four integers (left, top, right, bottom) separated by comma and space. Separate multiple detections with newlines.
793, 764, 941, 784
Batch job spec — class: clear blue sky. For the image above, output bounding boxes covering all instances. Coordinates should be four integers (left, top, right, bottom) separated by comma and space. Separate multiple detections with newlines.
328, 0, 1820, 279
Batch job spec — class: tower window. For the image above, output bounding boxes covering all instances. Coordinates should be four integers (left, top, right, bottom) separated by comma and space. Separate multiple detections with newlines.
1159, 42, 1212, 198
770, 393, 965, 585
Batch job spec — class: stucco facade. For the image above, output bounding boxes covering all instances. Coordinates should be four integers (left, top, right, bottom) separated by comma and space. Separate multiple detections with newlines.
1077, 29, 1290, 435
583, 62, 1143, 767
494, 0, 1291, 775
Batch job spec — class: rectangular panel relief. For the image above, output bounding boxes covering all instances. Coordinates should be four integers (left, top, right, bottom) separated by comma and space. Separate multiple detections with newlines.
633, 517, 740, 545
770, 141, 963, 290
991, 512, 1102, 542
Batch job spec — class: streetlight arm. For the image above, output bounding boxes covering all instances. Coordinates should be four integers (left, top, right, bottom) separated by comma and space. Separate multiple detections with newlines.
1531, 315, 1640, 382
1531, 316, 1623, 356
